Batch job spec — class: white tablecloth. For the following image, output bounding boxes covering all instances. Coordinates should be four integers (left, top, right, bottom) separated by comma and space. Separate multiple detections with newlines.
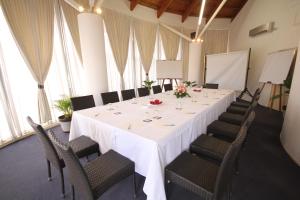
70, 89, 235, 200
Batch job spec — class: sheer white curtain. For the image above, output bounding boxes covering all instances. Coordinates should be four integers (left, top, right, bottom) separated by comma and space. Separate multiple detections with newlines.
59, 5, 84, 96
1, 0, 55, 123
102, 9, 130, 90
105, 26, 160, 92
0, 4, 76, 145
0, 43, 22, 143
133, 19, 157, 78
104, 17, 181, 92
60, 0, 82, 63
201, 30, 229, 83
159, 25, 180, 60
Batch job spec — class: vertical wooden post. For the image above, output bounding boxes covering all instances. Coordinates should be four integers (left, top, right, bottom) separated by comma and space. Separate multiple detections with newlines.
279, 84, 283, 111
269, 84, 277, 109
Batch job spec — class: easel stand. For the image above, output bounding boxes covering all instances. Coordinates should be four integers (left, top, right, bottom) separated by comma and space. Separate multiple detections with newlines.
261, 82, 284, 111
269, 84, 284, 111
238, 49, 253, 99
161, 78, 179, 88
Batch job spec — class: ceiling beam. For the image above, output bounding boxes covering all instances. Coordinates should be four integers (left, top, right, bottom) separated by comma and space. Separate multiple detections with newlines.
181, 0, 200, 23
197, 0, 229, 39
157, 0, 174, 18
160, 23, 192, 42
130, 0, 139, 11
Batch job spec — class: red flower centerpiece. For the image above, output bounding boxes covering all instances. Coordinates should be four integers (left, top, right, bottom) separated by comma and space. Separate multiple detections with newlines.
150, 99, 162, 105
174, 84, 190, 98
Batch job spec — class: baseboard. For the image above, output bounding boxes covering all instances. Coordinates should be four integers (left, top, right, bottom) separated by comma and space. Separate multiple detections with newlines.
0, 122, 59, 149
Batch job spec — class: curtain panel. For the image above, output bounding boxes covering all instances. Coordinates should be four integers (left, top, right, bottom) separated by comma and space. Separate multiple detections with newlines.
1, 0, 54, 123
159, 25, 180, 60
0, 46, 22, 140
201, 30, 228, 84
60, 0, 82, 63
133, 18, 157, 77
102, 8, 130, 90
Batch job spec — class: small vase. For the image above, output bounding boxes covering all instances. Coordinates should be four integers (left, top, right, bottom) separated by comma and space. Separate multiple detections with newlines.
176, 98, 183, 110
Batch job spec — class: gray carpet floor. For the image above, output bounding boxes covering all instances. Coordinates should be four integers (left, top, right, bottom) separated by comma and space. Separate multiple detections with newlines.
0, 105, 300, 200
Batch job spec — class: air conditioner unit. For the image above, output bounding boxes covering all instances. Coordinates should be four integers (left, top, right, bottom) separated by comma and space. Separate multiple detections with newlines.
249, 22, 274, 37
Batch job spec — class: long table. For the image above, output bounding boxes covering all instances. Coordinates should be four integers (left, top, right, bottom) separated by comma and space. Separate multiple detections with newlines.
69, 88, 235, 200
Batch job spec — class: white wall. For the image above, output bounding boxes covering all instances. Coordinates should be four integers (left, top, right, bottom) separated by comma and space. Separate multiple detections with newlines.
281, 41, 300, 165
229, 0, 300, 105
102, 0, 231, 31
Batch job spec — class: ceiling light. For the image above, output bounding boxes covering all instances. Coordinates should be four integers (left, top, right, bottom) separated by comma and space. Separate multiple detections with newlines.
78, 6, 84, 12
95, 8, 102, 14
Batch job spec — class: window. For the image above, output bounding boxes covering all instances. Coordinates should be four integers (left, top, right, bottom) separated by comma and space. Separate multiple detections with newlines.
0, 5, 80, 146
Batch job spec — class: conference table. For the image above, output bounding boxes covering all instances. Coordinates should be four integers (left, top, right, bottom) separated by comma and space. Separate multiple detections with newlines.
69, 88, 235, 200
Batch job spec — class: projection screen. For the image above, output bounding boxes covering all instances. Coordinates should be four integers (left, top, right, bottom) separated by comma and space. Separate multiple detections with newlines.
205, 49, 250, 91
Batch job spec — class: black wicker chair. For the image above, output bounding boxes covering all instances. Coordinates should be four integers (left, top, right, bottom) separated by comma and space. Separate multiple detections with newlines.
27, 117, 100, 198
219, 95, 258, 126
203, 83, 219, 89
121, 89, 136, 101
208, 93, 257, 141
228, 88, 260, 114
232, 88, 261, 108
137, 87, 150, 97
207, 120, 241, 142
49, 132, 136, 200
164, 83, 173, 92
101, 91, 120, 105
152, 85, 162, 94
165, 126, 248, 200
71, 95, 95, 111
190, 112, 255, 164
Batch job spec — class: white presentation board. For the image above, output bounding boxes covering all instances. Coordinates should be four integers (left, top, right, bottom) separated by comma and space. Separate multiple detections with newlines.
156, 60, 183, 79
206, 50, 249, 91
259, 49, 296, 84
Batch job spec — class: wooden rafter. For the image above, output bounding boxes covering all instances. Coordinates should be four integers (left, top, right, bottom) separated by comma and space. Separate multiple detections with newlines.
157, 0, 174, 18
181, 0, 199, 23
231, 0, 248, 20
128, 0, 248, 21
130, 0, 139, 11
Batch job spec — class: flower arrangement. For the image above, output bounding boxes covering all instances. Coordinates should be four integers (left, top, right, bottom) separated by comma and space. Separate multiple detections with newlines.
174, 84, 190, 98
143, 80, 155, 91
183, 81, 197, 88
150, 99, 162, 105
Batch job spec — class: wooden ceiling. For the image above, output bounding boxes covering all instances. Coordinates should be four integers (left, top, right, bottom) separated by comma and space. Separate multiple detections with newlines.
129, 0, 248, 22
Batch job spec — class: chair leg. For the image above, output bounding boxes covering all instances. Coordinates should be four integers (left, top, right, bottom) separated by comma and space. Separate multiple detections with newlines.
71, 185, 75, 200
235, 158, 240, 175
133, 174, 137, 199
235, 152, 241, 175
228, 181, 233, 200
242, 134, 249, 150
47, 160, 52, 181
97, 149, 101, 156
60, 169, 65, 198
